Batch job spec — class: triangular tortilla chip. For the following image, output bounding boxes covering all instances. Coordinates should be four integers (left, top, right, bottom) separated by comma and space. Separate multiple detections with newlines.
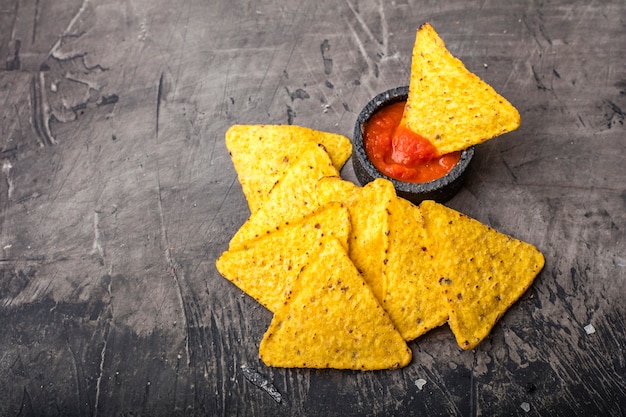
259, 237, 412, 370
229, 144, 339, 248
382, 195, 448, 341
216, 202, 351, 312
315, 177, 396, 302
226, 125, 352, 212
420, 200, 545, 350
401, 23, 521, 155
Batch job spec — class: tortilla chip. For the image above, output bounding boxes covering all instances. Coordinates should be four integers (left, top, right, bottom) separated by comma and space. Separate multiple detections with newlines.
216, 202, 351, 312
419, 200, 545, 350
382, 195, 449, 341
229, 144, 339, 248
315, 177, 396, 302
259, 236, 412, 370
401, 23, 521, 155
225, 125, 352, 212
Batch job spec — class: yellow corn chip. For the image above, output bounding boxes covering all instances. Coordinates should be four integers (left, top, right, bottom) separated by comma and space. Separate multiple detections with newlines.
216, 202, 351, 312
315, 177, 396, 302
259, 237, 412, 370
420, 200, 545, 350
401, 23, 521, 155
229, 144, 339, 248
382, 195, 448, 341
225, 125, 352, 212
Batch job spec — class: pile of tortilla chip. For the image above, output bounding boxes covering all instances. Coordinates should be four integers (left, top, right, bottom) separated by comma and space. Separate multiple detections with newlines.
216, 125, 544, 370
215, 24, 542, 370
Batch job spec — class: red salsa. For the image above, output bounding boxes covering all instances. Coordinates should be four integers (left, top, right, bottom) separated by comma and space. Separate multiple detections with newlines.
364, 101, 461, 183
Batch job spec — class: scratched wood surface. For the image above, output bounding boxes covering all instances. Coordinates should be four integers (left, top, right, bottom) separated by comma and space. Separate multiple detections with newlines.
0, 0, 624, 416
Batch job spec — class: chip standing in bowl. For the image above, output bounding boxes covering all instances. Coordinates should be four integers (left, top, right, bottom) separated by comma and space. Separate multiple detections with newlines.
353, 22, 521, 204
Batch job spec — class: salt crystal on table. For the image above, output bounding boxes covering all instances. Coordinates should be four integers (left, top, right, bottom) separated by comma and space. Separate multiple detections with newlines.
520, 402, 531, 412
415, 378, 427, 391
584, 324, 596, 335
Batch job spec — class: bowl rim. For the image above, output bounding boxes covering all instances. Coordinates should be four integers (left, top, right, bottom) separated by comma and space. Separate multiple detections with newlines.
353, 86, 474, 195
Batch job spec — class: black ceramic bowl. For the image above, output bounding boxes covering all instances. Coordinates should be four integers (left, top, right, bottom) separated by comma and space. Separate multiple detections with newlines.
352, 86, 474, 204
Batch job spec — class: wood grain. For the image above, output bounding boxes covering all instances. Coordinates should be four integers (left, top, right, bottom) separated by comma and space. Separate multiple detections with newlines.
0, 0, 624, 415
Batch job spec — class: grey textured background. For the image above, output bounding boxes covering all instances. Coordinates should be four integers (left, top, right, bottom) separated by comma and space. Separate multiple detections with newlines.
0, 0, 624, 415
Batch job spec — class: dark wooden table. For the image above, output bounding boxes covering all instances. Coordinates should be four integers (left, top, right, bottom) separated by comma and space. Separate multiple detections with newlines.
1, 0, 624, 416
